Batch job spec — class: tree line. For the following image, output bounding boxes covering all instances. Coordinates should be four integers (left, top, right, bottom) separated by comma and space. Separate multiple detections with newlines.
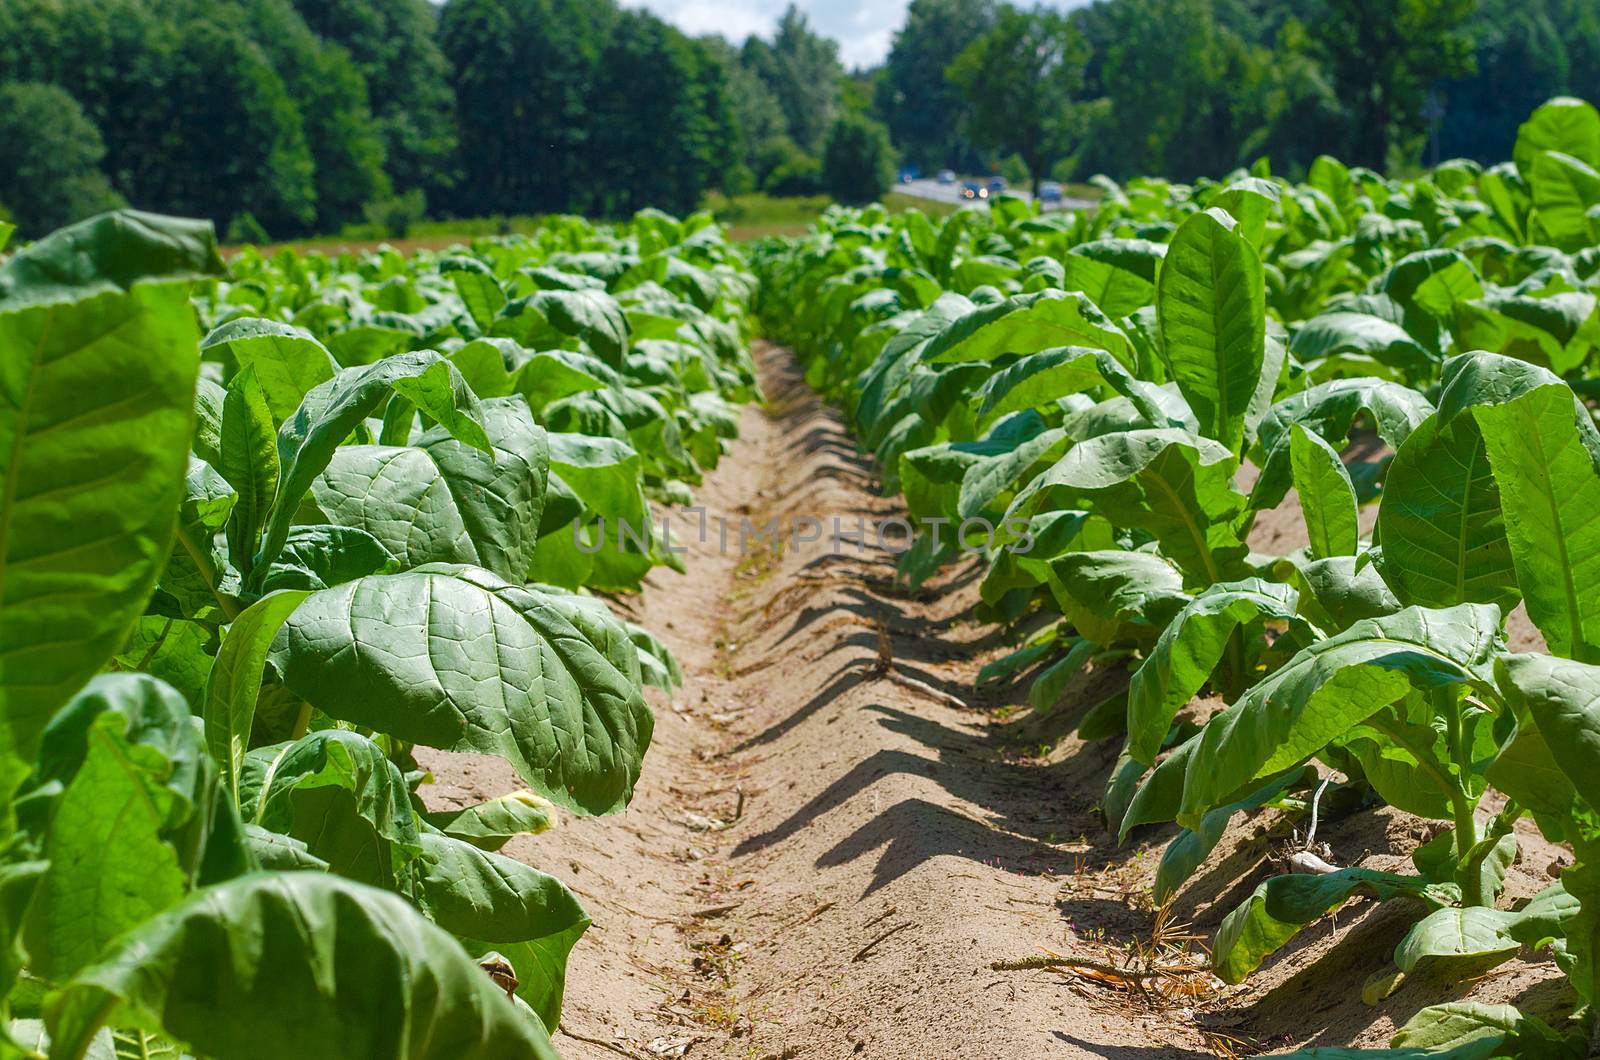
886, 0, 1600, 195
0, 0, 1593, 240
0, 0, 870, 239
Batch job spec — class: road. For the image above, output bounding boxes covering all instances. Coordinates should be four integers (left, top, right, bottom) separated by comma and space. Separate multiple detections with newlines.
896, 177, 1095, 212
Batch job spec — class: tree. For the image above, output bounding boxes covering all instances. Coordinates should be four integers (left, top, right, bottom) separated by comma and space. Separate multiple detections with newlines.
1081, 0, 1263, 180
439, 0, 617, 217
700, 34, 789, 191
1307, 0, 1476, 169
1438, 0, 1575, 163
289, 0, 459, 200
241, 0, 391, 232
0, 0, 328, 236
0, 83, 124, 238
946, 4, 1089, 197
877, 0, 995, 172
743, 6, 843, 155
149, 15, 318, 235
822, 113, 897, 204
589, 11, 738, 216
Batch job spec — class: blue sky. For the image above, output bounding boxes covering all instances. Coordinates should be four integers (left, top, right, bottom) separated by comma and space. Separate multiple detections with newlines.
623, 1, 1082, 69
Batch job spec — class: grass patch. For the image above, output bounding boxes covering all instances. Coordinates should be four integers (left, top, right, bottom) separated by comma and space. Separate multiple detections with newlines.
883, 191, 959, 218
704, 192, 832, 241
227, 181, 1077, 258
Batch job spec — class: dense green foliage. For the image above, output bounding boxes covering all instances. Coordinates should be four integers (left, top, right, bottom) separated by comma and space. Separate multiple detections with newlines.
0, 84, 124, 239
0, 207, 758, 1055
5, 0, 1596, 240
755, 96, 1600, 1054
822, 113, 899, 206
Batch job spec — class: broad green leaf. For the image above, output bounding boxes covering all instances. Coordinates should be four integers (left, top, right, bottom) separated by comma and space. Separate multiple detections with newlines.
312, 398, 548, 582
1156, 208, 1265, 453
1127, 580, 1304, 765
1484, 720, 1579, 843
1153, 769, 1306, 904
1309, 156, 1358, 223
160, 460, 242, 622
1375, 413, 1517, 610
514, 349, 619, 412
531, 288, 629, 365
45, 872, 560, 1060
114, 616, 213, 706
219, 365, 279, 568
1377, 250, 1484, 337
979, 510, 1117, 605
24, 706, 190, 979
1209, 178, 1280, 248
242, 731, 421, 889
0, 211, 223, 805
921, 289, 1134, 368
1060, 244, 1158, 318
203, 589, 310, 801
1395, 883, 1577, 977
1045, 550, 1190, 646
388, 361, 495, 452
974, 346, 1167, 431
1531, 151, 1600, 252
255, 352, 492, 583
1290, 425, 1359, 560
1441, 353, 1600, 661
200, 318, 338, 424
260, 524, 396, 592
1176, 604, 1504, 825
957, 426, 1071, 521
1008, 428, 1249, 586
412, 831, 589, 1030
1286, 555, 1403, 632
0, 222, 12, 253
1250, 378, 1432, 510
1391, 1002, 1535, 1059
425, 790, 559, 850
446, 338, 518, 399
441, 257, 506, 334
324, 323, 413, 367
1495, 652, 1600, 814
1027, 638, 1097, 713
1514, 97, 1600, 177
243, 823, 331, 871
1213, 868, 1437, 983
269, 565, 652, 816
1455, 291, 1600, 376
1288, 312, 1433, 380
192, 376, 225, 468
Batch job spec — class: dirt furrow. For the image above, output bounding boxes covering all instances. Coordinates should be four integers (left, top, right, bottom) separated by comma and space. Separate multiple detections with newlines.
422, 343, 1568, 1060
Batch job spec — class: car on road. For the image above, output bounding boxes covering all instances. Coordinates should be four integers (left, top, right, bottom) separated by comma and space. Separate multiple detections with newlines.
961, 181, 987, 200
937, 169, 956, 185
987, 177, 1007, 195
1038, 181, 1064, 204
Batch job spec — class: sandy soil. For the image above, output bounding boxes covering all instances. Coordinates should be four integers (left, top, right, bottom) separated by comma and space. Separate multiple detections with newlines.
419, 344, 1574, 1060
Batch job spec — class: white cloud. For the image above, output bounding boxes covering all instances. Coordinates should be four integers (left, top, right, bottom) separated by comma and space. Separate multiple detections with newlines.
625, 0, 1088, 67
624, 0, 909, 67
623, 0, 780, 44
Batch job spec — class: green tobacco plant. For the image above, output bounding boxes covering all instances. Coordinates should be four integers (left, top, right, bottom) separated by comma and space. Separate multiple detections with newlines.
1, 206, 762, 1056
754, 94, 1600, 1049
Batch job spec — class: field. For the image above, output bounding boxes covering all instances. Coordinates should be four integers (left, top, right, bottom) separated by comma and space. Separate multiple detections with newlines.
4, 94, 1600, 1060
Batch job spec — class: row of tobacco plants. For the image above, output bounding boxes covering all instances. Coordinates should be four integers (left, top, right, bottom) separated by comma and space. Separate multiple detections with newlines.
754, 97, 1600, 1058
0, 206, 758, 1056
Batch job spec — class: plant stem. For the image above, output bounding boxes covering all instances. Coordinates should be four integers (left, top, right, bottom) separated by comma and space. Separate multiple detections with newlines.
1441, 690, 1483, 906
290, 700, 314, 741
174, 523, 241, 622
1368, 708, 1482, 904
